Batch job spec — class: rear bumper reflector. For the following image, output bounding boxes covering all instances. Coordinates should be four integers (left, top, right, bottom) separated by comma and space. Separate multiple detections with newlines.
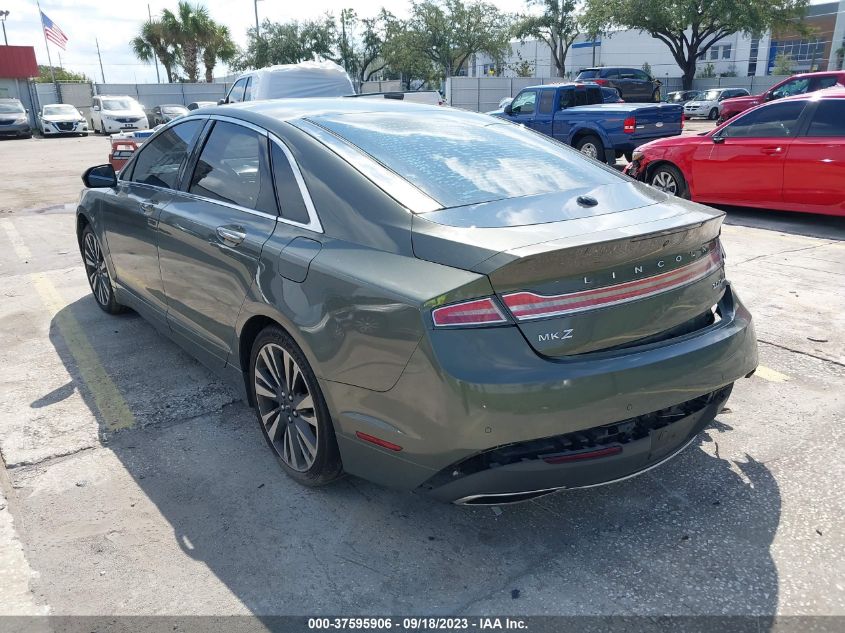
356, 431, 403, 452
543, 445, 622, 464
502, 249, 722, 320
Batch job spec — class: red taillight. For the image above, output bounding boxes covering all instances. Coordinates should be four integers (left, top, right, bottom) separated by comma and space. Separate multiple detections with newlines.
356, 431, 402, 452
592, 78, 608, 86
623, 116, 636, 133
681, 113, 685, 129
543, 446, 622, 464
502, 249, 722, 321
431, 297, 508, 327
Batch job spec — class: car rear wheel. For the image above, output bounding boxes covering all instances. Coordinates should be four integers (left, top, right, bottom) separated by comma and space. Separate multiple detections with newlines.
250, 326, 342, 487
708, 108, 718, 120
649, 163, 688, 198
81, 227, 125, 314
575, 134, 605, 163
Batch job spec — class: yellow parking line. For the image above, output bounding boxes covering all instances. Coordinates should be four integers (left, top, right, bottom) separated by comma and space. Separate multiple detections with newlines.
1, 219, 135, 431
755, 365, 789, 383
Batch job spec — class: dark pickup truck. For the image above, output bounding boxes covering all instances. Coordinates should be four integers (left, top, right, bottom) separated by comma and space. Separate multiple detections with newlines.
491, 83, 683, 163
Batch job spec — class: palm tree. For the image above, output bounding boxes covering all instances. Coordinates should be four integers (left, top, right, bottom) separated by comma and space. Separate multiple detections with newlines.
131, 20, 179, 83
201, 23, 237, 82
161, 2, 213, 83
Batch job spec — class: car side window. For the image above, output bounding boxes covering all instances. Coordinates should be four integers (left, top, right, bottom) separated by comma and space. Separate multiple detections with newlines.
510, 91, 536, 115
130, 119, 203, 189
772, 78, 810, 99
586, 86, 602, 104
559, 88, 575, 109
270, 142, 310, 225
719, 101, 806, 138
228, 77, 249, 103
538, 90, 554, 114
189, 121, 274, 211
806, 101, 845, 137
602, 69, 618, 79
574, 89, 587, 106
243, 77, 254, 101
814, 76, 839, 90
633, 70, 650, 81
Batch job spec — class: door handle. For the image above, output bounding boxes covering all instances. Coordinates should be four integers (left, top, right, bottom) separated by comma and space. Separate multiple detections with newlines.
761, 147, 782, 155
216, 225, 246, 246
140, 202, 156, 215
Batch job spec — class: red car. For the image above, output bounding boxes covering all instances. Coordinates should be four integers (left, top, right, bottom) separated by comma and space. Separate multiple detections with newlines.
718, 71, 844, 124
624, 88, 845, 217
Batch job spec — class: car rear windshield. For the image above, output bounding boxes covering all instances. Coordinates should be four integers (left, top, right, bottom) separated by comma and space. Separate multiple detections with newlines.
576, 69, 600, 79
0, 102, 25, 113
312, 112, 619, 208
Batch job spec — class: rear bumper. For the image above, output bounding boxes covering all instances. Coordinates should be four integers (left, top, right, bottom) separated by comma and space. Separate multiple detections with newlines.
322, 284, 757, 502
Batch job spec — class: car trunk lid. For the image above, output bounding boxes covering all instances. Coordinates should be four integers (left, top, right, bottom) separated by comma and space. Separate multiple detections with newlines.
413, 184, 726, 356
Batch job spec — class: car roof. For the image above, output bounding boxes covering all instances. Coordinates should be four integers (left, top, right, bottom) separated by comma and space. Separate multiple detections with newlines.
521, 81, 599, 90
784, 70, 845, 79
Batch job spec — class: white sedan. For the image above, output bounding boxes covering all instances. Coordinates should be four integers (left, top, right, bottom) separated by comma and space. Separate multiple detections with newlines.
683, 88, 749, 120
39, 104, 88, 136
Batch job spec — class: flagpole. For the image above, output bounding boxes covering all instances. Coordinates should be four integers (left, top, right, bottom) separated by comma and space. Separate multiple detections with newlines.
96, 38, 106, 83
36, 0, 57, 84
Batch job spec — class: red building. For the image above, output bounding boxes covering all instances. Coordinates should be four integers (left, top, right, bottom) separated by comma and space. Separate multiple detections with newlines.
0, 45, 39, 99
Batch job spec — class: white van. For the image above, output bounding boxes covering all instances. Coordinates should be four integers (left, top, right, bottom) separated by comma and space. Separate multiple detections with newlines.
221, 61, 354, 104
91, 95, 149, 134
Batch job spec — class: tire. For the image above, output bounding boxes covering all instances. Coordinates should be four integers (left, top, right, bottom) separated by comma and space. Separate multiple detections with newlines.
91, 120, 97, 134
100, 121, 107, 135
624, 151, 634, 163
648, 163, 688, 199
249, 325, 342, 487
81, 226, 125, 314
575, 134, 605, 163
708, 108, 718, 121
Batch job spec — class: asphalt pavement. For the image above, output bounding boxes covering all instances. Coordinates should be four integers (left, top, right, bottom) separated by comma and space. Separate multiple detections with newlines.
0, 132, 843, 619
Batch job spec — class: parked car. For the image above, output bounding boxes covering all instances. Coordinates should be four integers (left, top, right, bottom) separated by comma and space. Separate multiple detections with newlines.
575, 67, 661, 102
665, 90, 702, 105
718, 70, 845, 123
187, 101, 217, 111
624, 88, 845, 216
146, 104, 188, 126
38, 103, 88, 136
221, 60, 354, 104
76, 98, 758, 504
91, 95, 149, 134
683, 88, 750, 120
492, 83, 683, 163
0, 98, 32, 138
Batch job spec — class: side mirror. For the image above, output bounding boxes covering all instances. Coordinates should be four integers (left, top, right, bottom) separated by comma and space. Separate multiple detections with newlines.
712, 135, 725, 144
93, 105, 101, 112
217, 98, 226, 106
764, 91, 776, 102
503, 103, 513, 115
82, 164, 117, 188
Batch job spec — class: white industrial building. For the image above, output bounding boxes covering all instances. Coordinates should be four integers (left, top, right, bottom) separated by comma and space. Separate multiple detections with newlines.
472, 0, 845, 80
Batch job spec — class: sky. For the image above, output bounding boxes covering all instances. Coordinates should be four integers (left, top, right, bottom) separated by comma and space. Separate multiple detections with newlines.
0, 0, 528, 83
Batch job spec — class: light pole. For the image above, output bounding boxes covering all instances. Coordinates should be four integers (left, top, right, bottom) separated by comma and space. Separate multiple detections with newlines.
253, 0, 262, 37
0, 10, 10, 46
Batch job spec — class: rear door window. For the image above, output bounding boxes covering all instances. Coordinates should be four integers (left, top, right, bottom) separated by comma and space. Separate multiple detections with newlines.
538, 90, 555, 114
586, 86, 602, 104
720, 101, 807, 138
189, 121, 274, 211
633, 70, 650, 81
130, 119, 203, 189
805, 100, 845, 137
559, 88, 575, 109
271, 142, 311, 224
574, 89, 587, 106
813, 76, 840, 91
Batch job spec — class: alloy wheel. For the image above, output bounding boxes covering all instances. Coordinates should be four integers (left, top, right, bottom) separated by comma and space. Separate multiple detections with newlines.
83, 232, 112, 307
580, 143, 598, 159
253, 343, 319, 472
651, 170, 678, 195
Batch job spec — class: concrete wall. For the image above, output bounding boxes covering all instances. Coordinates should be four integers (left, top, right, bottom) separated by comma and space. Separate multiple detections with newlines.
92, 83, 232, 107
446, 75, 790, 111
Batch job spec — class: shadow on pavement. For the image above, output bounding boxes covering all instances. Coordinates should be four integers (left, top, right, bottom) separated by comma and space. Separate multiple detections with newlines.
718, 206, 845, 241
44, 295, 782, 618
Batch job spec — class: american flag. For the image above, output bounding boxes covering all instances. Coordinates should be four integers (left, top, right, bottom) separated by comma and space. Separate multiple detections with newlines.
40, 11, 68, 50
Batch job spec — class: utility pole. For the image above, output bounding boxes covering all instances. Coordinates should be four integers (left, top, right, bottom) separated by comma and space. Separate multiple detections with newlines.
148, 4, 161, 83
254, 0, 262, 36
0, 10, 10, 46
96, 37, 106, 83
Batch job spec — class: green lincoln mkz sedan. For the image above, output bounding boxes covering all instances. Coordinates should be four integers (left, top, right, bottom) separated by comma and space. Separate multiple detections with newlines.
77, 99, 758, 504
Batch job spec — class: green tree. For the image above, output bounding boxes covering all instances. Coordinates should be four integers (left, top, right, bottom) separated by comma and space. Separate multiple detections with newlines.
583, 0, 809, 89
513, 0, 579, 78
773, 52, 794, 75
131, 19, 179, 83
35, 65, 90, 83
641, 61, 651, 76
405, 0, 512, 78
335, 9, 391, 83
696, 62, 716, 78
201, 23, 237, 82
161, 2, 215, 82
381, 15, 439, 88
836, 46, 844, 70
234, 16, 336, 71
